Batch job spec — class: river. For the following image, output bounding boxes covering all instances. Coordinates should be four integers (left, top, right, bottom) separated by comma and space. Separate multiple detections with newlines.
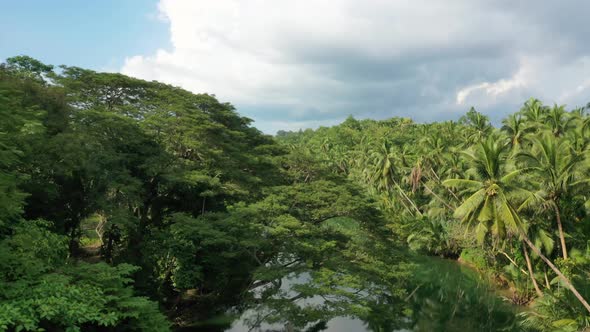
187, 255, 521, 332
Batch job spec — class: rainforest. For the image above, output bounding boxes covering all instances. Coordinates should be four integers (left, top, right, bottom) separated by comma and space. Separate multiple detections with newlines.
1, 56, 590, 332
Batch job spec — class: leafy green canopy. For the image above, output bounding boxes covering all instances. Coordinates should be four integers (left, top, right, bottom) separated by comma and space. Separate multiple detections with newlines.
276, 98, 590, 330
0, 56, 416, 331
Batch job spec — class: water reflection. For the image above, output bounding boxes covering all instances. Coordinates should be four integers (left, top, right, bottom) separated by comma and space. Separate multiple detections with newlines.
225, 315, 368, 332
406, 257, 520, 331
182, 256, 521, 331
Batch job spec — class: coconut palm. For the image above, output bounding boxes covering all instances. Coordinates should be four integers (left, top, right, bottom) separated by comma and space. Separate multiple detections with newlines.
516, 133, 585, 260
565, 125, 589, 157
442, 138, 525, 239
443, 137, 590, 312
440, 149, 466, 180
501, 113, 533, 151
460, 107, 492, 142
520, 97, 548, 126
443, 138, 542, 293
365, 142, 422, 216
571, 105, 587, 118
409, 160, 455, 211
545, 104, 574, 137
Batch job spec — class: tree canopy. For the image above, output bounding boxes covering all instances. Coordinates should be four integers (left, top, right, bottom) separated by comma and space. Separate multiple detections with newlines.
2, 56, 590, 331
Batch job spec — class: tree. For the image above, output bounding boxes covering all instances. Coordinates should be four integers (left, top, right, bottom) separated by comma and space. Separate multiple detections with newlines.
501, 113, 532, 151
443, 137, 590, 312
545, 104, 573, 137
0, 220, 170, 331
3, 55, 54, 82
517, 133, 584, 260
520, 97, 547, 126
459, 107, 492, 142
364, 142, 422, 216
0, 71, 30, 234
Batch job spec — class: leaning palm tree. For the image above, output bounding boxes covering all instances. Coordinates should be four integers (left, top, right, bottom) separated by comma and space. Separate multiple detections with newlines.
443, 137, 590, 312
516, 133, 584, 260
365, 142, 422, 216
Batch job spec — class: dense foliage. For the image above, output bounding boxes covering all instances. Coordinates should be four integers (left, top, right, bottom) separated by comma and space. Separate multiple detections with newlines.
0, 56, 415, 331
278, 103, 590, 331
2, 55, 589, 331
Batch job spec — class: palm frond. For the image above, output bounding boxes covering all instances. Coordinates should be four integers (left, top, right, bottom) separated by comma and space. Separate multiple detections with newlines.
454, 188, 486, 221
442, 178, 482, 189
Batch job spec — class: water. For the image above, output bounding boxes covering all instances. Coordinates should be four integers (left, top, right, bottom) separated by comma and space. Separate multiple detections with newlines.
183, 256, 520, 332
406, 256, 521, 331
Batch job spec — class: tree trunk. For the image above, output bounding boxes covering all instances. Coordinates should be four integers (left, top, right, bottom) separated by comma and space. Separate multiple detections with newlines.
96, 213, 107, 245
422, 181, 455, 210
499, 250, 528, 275
428, 169, 460, 202
522, 235, 590, 313
393, 180, 422, 217
554, 202, 568, 260
68, 226, 80, 256
522, 242, 543, 297
395, 193, 412, 213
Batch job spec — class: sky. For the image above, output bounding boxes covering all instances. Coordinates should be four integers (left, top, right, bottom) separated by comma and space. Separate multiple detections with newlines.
2, 1, 590, 134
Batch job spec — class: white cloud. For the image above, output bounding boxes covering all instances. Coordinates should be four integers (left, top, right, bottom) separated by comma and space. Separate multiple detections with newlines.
456, 54, 590, 114
121, 0, 590, 133
456, 58, 531, 106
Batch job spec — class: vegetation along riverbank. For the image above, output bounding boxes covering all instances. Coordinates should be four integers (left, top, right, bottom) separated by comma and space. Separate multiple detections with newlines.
1, 56, 590, 331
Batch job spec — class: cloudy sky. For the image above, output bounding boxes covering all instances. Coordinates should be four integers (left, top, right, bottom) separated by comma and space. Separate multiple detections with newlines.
2, 1, 590, 133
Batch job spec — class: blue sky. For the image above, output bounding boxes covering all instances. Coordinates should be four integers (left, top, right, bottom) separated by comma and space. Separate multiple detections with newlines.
0, 0, 169, 71
3, 1, 590, 134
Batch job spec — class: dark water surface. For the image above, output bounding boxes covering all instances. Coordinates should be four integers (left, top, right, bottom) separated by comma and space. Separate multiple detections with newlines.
179, 256, 520, 332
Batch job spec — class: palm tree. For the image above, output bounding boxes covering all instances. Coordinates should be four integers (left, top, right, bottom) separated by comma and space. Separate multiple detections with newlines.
440, 149, 465, 180
501, 113, 532, 151
420, 132, 445, 161
407, 136, 463, 210
319, 137, 331, 153
516, 133, 584, 260
520, 98, 547, 126
365, 142, 422, 216
442, 137, 542, 294
571, 105, 587, 118
443, 137, 590, 312
565, 125, 589, 157
352, 135, 373, 168
545, 104, 573, 137
583, 116, 590, 136
409, 160, 455, 211
460, 107, 492, 142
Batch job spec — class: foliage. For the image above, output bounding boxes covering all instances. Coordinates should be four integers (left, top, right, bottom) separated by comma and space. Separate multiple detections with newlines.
276, 97, 590, 329
460, 248, 488, 270
0, 220, 169, 331
4, 54, 590, 330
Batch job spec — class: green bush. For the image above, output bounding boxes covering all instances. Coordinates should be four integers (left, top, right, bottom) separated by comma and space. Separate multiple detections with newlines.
0, 221, 170, 331
460, 248, 488, 270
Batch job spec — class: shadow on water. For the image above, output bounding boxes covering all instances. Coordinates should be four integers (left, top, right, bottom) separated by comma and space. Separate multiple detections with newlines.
406, 256, 522, 332
177, 256, 522, 332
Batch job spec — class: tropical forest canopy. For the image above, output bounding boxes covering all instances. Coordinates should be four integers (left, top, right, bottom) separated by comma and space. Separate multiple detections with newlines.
1, 55, 590, 331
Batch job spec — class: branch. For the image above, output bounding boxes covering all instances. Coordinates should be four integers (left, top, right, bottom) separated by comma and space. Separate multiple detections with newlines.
312, 215, 347, 224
